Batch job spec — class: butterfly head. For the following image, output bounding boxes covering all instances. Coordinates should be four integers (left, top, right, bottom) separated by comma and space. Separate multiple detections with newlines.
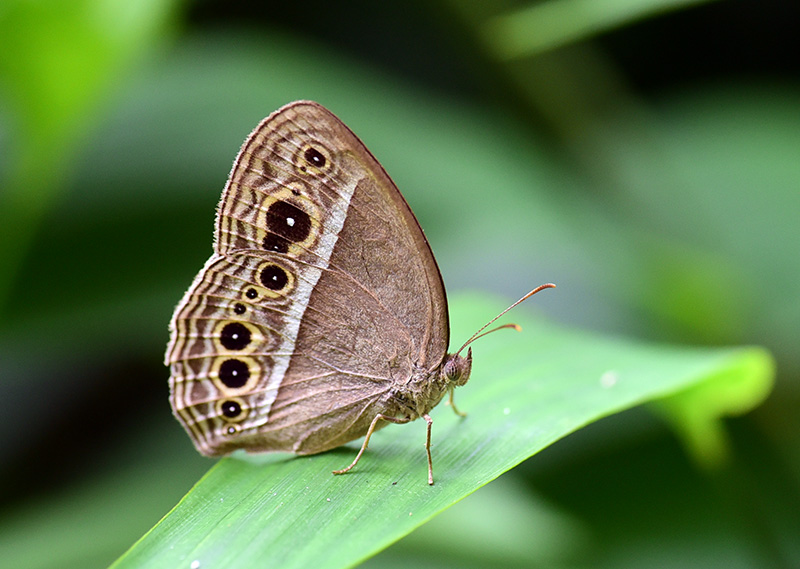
441, 348, 472, 387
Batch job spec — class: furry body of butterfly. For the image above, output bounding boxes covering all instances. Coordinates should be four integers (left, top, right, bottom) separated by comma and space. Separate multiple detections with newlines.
166, 100, 476, 484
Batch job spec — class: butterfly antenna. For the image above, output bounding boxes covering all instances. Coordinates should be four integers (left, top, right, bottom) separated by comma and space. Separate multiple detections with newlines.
454, 283, 556, 357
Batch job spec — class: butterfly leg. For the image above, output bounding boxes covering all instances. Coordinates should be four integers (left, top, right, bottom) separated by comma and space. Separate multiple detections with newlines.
423, 413, 434, 485
446, 387, 467, 417
332, 414, 410, 477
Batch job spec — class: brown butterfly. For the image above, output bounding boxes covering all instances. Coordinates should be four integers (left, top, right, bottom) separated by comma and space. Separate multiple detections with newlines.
165, 100, 554, 484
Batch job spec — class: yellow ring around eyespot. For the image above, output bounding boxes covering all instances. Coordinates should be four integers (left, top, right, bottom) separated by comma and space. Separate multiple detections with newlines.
255, 260, 295, 297
294, 142, 333, 176
255, 184, 321, 254
211, 320, 264, 355
214, 396, 248, 423
209, 355, 261, 396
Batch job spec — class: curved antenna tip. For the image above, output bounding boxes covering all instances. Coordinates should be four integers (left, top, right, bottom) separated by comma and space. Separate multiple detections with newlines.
455, 283, 555, 356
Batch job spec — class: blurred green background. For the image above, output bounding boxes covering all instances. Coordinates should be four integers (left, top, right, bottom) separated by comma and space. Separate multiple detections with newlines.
1, 0, 798, 568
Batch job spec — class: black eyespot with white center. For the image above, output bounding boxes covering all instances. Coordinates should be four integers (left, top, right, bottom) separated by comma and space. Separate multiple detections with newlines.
219, 322, 251, 351
260, 264, 289, 291
266, 200, 311, 243
221, 399, 242, 419
233, 303, 246, 315
245, 288, 258, 299
304, 146, 327, 168
262, 232, 289, 253
219, 358, 250, 389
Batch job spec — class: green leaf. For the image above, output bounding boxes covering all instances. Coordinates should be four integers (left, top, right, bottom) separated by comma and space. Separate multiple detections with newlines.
651, 347, 774, 468
0, 0, 178, 312
111, 293, 773, 569
480, 0, 723, 59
